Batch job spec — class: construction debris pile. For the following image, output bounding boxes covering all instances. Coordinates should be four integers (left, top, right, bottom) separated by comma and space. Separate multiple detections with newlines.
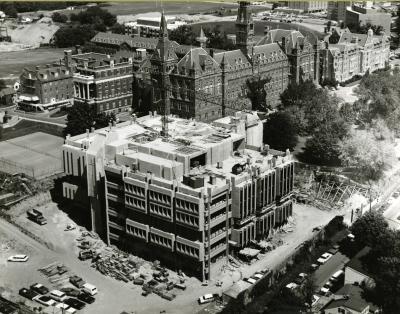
73, 228, 185, 301
38, 262, 71, 288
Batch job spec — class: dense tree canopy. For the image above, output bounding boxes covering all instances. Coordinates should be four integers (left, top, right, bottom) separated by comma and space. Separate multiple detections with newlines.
246, 76, 271, 112
0, 79, 6, 91
354, 68, 400, 134
169, 25, 236, 50
51, 12, 68, 23
54, 25, 96, 48
64, 102, 116, 137
339, 129, 396, 181
70, 7, 116, 27
263, 111, 298, 151
350, 212, 400, 313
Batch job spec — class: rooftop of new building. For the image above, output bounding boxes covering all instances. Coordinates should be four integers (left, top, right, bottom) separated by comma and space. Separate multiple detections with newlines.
64, 112, 292, 191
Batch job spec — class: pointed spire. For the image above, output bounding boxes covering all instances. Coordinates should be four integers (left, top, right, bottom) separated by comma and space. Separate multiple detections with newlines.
196, 27, 207, 48
200, 27, 205, 39
160, 11, 168, 39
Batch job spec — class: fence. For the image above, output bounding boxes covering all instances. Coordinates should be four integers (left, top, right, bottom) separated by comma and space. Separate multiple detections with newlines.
0, 123, 64, 141
0, 157, 62, 179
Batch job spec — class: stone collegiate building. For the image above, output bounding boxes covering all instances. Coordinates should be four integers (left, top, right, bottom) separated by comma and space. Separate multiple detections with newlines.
131, 1, 320, 123
320, 27, 390, 83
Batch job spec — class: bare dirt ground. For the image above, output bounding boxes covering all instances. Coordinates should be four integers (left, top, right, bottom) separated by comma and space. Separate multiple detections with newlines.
2, 17, 59, 47
0, 198, 338, 314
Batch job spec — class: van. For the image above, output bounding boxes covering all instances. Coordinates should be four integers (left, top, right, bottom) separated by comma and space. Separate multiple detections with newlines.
331, 270, 344, 281
49, 290, 67, 302
82, 283, 97, 296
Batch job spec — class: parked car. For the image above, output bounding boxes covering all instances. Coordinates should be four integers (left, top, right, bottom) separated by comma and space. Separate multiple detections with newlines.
295, 273, 308, 284
77, 292, 95, 304
78, 250, 93, 261
33, 295, 56, 307
82, 283, 97, 296
253, 273, 263, 280
64, 298, 86, 310
310, 263, 319, 271
69, 275, 85, 289
245, 277, 257, 284
7, 254, 29, 262
198, 293, 215, 304
49, 290, 67, 302
330, 270, 344, 282
318, 252, 333, 264
319, 286, 330, 296
60, 287, 80, 297
285, 282, 299, 290
30, 283, 49, 295
27, 208, 47, 225
174, 283, 186, 290
19, 288, 39, 300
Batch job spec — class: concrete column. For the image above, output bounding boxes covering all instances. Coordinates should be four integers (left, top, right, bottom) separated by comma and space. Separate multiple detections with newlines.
87, 83, 90, 99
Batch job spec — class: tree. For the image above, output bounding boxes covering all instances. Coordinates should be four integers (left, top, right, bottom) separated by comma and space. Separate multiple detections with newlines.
350, 211, 389, 249
301, 275, 317, 309
53, 25, 96, 48
0, 79, 6, 91
51, 12, 68, 23
110, 23, 125, 35
63, 102, 116, 137
169, 25, 197, 45
302, 129, 342, 165
263, 111, 298, 151
339, 129, 396, 181
246, 76, 271, 111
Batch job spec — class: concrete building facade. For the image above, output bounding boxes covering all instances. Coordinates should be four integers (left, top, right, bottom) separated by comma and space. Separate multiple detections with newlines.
346, 2, 392, 34
320, 27, 389, 83
327, 1, 352, 23
287, 1, 327, 13
61, 112, 294, 279
65, 51, 134, 114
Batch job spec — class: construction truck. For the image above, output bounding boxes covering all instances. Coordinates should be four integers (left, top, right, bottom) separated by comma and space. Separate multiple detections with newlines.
27, 209, 47, 225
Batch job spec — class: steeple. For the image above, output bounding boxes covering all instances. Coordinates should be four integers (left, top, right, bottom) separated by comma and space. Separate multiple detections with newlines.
160, 11, 168, 39
235, 1, 255, 56
196, 27, 208, 48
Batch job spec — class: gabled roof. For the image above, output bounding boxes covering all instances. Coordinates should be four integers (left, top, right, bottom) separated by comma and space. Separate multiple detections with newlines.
177, 47, 220, 75
213, 49, 251, 70
0, 87, 15, 97
322, 284, 378, 313
338, 31, 387, 47
91, 32, 180, 51
346, 246, 372, 277
21, 65, 72, 82
253, 43, 288, 61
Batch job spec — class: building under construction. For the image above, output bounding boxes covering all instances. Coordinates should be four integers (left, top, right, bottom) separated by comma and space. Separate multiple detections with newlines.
61, 111, 294, 279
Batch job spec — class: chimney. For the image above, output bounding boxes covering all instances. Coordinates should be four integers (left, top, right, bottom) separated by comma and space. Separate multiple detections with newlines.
86, 129, 89, 138
281, 37, 286, 51
64, 50, 72, 68
149, 111, 153, 117
272, 157, 277, 168
90, 127, 95, 133
109, 122, 112, 130
210, 48, 214, 58
264, 25, 270, 36
264, 144, 269, 155
75, 45, 82, 54
285, 148, 290, 156
35, 66, 40, 70
209, 175, 217, 185
112, 121, 116, 127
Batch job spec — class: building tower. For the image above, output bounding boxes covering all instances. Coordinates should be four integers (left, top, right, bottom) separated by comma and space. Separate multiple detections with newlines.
150, 12, 178, 136
235, 1, 255, 56
196, 27, 208, 48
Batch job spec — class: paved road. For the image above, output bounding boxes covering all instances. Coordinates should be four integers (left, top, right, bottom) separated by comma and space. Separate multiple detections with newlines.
313, 252, 349, 289
384, 196, 400, 229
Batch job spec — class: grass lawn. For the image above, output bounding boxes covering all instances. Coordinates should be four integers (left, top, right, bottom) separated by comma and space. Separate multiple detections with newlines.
0, 119, 63, 141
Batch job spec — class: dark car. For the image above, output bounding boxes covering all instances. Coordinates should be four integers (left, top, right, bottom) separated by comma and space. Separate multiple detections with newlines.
64, 297, 86, 310
19, 288, 39, 300
77, 292, 95, 304
69, 275, 85, 289
30, 283, 49, 295
60, 287, 80, 297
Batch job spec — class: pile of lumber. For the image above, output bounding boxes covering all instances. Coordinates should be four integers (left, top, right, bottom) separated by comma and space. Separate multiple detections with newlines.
38, 262, 70, 285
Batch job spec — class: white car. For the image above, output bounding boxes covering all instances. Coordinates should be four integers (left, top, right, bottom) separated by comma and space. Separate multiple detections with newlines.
253, 273, 263, 280
66, 308, 77, 314
285, 282, 298, 290
246, 277, 257, 284
7, 254, 29, 262
55, 303, 69, 310
319, 287, 330, 296
198, 293, 215, 304
33, 295, 56, 307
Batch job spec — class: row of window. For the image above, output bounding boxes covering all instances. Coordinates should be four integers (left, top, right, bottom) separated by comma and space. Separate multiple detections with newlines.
150, 233, 173, 249
176, 242, 199, 258
126, 224, 147, 240
149, 190, 171, 205
175, 199, 199, 214
149, 203, 172, 220
176, 211, 199, 228
99, 98, 131, 112
125, 183, 145, 197
125, 195, 146, 211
